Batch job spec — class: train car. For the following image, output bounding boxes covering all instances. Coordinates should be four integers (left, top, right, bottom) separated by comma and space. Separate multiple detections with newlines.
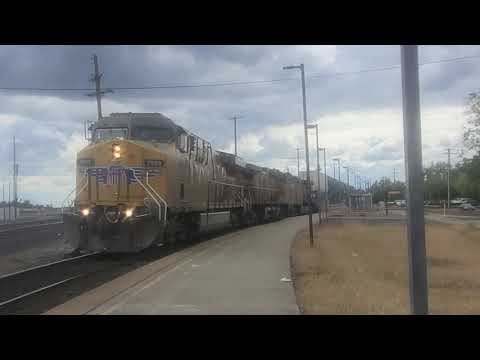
63, 112, 307, 253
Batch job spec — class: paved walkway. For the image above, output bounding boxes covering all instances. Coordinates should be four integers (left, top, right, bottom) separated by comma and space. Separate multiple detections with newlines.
46, 216, 307, 315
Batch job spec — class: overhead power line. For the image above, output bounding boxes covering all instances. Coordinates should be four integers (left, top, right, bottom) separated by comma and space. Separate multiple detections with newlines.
0, 53, 479, 92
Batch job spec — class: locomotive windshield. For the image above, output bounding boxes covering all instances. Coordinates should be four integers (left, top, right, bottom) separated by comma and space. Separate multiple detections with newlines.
131, 126, 174, 142
94, 127, 128, 141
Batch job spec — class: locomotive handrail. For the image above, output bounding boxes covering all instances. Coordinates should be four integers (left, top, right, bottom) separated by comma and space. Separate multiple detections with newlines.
145, 170, 168, 224
128, 168, 167, 224
61, 173, 89, 214
246, 185, 280, 192
208, 179, 244, 189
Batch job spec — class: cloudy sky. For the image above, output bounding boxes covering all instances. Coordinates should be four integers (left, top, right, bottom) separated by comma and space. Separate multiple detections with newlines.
0, 45, 479, 206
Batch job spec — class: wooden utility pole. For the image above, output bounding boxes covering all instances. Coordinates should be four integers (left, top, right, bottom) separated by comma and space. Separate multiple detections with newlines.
87, 54, 112, 121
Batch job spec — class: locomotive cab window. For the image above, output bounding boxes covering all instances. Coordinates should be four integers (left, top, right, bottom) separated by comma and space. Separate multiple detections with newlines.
94, 128, 128, 141
197, 139, 205, 163
131, 126, 174, 142
190, 136, 197, 160
177, 132, 188, 153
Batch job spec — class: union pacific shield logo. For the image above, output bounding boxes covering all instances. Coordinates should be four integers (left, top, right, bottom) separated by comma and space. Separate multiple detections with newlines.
86, 166, 161, 185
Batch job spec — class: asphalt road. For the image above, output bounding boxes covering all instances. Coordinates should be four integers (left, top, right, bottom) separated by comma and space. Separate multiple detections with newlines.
46, 216, 306, 315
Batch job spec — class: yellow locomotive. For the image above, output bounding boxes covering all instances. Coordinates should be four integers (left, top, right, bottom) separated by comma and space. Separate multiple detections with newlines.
64, 113, 307, 253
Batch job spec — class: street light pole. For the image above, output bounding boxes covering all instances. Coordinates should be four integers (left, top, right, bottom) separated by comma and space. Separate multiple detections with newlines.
284, 64, 314, 247
333, 158, 341, 201
401, 45, 428, 315
319, 148, 328, 221
333, 158, 341, 182
344, 166, 350, 193
308, 124, 321, 224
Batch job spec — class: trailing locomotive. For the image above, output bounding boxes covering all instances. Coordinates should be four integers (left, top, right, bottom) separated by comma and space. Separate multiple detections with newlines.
63, 113, 308, 253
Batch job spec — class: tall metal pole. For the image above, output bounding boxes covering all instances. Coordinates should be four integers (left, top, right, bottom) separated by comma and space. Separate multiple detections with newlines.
401, 45, 429, 315
299, 64, 314, 247
234, 116, 237, 156
2, 183, 5, 222
447, 148, 451, 209
296, 148, 301, 178
321, 148, 328, 221
315, 126, 321, 224
344, 166, 350, 197
338, 160, 341, 182
229, 115, 245, 157
8, 182, 11, 222
283, 63, 313, 245
393, 168, 396, 184
13, 136, 16, 221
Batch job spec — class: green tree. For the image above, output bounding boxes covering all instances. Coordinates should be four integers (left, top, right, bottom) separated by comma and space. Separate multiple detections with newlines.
464, 92, 480, 152
424, 162, 449, 202
370, 177, 406, 203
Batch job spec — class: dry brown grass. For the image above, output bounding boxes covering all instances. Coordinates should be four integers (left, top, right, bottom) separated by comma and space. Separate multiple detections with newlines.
291, 221, 480, 314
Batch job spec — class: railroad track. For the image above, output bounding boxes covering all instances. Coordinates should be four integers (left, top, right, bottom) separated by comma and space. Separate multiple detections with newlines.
0, 218, 63, 232
0, 216, 305, 314
0, 252, 104, 311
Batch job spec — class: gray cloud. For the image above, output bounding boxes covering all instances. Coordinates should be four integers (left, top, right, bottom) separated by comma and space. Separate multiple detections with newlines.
0, 45, 478, 204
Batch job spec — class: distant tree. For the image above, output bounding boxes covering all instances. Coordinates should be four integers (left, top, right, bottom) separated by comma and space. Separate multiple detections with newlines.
464, 91, 480, 152
424, 162, 449, 202
370, 177, 406, 203
453, 155, 480, 200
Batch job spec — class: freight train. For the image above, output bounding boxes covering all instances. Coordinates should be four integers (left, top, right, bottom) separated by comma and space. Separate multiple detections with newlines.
63, 113, 309, 253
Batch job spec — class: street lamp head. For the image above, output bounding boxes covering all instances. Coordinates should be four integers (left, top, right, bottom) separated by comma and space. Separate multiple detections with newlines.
283, 65, 299, 70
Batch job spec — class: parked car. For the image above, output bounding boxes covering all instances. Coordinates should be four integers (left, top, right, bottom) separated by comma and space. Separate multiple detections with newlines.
461, 203, 476, 211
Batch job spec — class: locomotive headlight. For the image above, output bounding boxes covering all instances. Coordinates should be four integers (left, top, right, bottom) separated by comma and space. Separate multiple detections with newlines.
125, 209, 133, 218
112, 144, 121, 160
81, 208, 90, 216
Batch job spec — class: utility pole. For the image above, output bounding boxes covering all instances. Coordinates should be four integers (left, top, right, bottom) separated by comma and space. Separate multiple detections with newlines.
229, 115, 244, 156
87, 54, 112, 122
393, 168, 396, 184
401, 45, 428, 315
